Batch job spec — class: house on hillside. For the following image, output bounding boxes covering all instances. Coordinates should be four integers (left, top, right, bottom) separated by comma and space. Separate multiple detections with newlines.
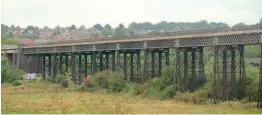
87, 27, 102, 38
70, 29, 90, 39
39, 28, 54, 39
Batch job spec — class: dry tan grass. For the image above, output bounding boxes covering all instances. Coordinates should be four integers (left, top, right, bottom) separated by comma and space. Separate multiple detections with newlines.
2, 82, 262, 114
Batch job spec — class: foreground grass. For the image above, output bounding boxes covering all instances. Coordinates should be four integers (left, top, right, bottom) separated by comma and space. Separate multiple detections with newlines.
1, 81, 262, 114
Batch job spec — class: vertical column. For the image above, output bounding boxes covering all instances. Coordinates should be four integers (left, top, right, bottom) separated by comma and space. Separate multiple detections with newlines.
36, 55, 41, 75
59, 54, 63, 74
258, 44, 262, 108
65, 54, 68, 73
239, 45, 246, 99
124, 52, 128, 80
166, 50, 170, 66
34, 55, 38, 73
231, 47, 237, 100
52, 54, 57, 82
79, 53, 82, 82
183, 51, 188, 91
71, 53, 76, 82
158, 50, 162, 78
116, 51, 120, 71
106, 53, 109, 69
130, 52, 134, 81
137, 51, 141, 82
198, 47, 204, 87
175, 48, 180, 91
191, 50, 196, 91
84, 53, 88, 77
99, 53, 103, 71
48, 54, 51, 77
112, 51, 116, 71
12, 53, 16, 66
222, 48, 228, 101
42, 55, 46, 80
92, 51, 96, 74
16, 44, 22, 69
151, 50, 155, 78
143, 50, 148, 83
212, 46, 219, 102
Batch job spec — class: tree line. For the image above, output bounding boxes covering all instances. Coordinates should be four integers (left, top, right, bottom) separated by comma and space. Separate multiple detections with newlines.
2, 17, 262, 38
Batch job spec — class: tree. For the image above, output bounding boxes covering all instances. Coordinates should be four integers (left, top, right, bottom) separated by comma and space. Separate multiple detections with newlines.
79, 25, 86, 30
16, 26, 21, 31
232, 22, 248, 28
155, 21, 169, 31
25, 25, 35, 33
103, 24, 113, 37
113, 24, 128, 37
93, 24, 104, 31
10, 25, 15, 30
6, 32, 14, 38
70, 24, 76, 31
260, 17, 262, 24
1, 24, 9, 36
127, 27, 136, 36
54, 26, 61, 35
141, 22, 153, 30
128, 22, 137, 29
44, 26, 49, 29
26, 26, 34, 30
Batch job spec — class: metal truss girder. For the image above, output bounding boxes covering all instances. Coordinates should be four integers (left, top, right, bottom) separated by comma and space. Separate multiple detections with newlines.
212, 45, 246, 101
175, 47, 205, 92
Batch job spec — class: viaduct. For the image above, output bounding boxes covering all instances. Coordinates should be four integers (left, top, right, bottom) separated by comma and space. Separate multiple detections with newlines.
2, 25, 262, 108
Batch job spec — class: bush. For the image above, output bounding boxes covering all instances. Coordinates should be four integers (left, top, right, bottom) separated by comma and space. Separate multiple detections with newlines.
145, 66, 175, 99
2, 66, 25, 83
174, 82, 212, 104
123, 83, 141, 95
1, 57, 25, 83
55, 74, 65, 83
107, 71, 125, 92
83, 76, 95, 88
160, 85, 174, 99
93, 71, 109, 89
1, 57, 8, 83
35, 77, 42, 83
12, 81, 22, 86
51, 73, 74, 88
60, 73, 74, 88
45, 76, 53, 83
73, 83, 86, 92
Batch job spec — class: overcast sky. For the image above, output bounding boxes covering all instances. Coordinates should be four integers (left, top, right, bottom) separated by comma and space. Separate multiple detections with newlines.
1, 0, 262, 28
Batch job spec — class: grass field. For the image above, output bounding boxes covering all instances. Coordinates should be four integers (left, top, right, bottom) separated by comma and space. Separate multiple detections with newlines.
1, 81, 262, 114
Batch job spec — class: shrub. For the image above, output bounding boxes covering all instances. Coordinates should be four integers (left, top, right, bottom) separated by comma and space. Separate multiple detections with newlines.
1, 57, 8, 83
83, 76, 94, 88
45, 76, 53, 83
4, 66, 25, 83
123, 83, 141, 95
107, 71, 125, 92
145, 66, 175, 99
93, 71, 109, 89
35, 77, 42, 83
12, 81, 22, 86
51, 73, 74, 88
73, 83, 86, 92
60, 73, 74, 88
55, 74, 65, 83
174, 82, 212, 104
1, 57, 25, 83
160, 85, 174, 99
